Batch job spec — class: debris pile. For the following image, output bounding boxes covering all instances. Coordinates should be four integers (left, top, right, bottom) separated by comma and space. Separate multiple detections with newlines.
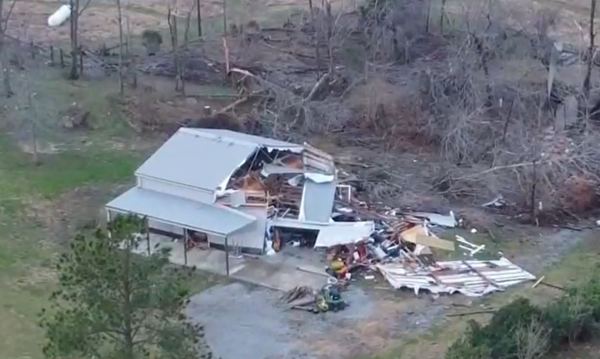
322, 201, 537, 297
281, 284, 349, 314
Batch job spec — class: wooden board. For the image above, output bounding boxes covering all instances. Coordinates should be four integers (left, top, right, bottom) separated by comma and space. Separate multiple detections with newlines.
414, 233, 456, 251
400, 225, 426, 243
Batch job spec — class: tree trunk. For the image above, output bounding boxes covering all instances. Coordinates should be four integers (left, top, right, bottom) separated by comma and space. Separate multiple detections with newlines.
168, 11, 182, 92
116, 0, 124, 94
440, 0, 447, 33
122, 237, 134, 359
126, 16, 137, 89
196, 0, 202, 37
325, 1, 334, 75
181, 6, 195, 96
24, 66, 40, 165
222, 0, 227, 34
0, 0, 13, 98
583, 0, 597, 100
69, 0, 80, 80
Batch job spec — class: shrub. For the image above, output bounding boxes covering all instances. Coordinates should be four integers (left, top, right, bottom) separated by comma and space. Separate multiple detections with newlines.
543, 293, 595, 347
515, 318, 550, 359
446, 321, 492, 359
446, 274, 600, 359
142, 29, 163, 56
445, 298, 543, 359
571, 271, 600, 321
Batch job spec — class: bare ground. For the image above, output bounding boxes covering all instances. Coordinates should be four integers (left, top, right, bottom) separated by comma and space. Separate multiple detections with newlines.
5, 0, 356, 45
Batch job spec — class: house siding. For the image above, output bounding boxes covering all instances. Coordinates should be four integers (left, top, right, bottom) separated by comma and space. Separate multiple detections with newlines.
138, 176, 215, 204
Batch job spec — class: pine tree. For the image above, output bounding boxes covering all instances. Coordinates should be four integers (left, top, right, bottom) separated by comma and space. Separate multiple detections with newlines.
40, 214, 213, 359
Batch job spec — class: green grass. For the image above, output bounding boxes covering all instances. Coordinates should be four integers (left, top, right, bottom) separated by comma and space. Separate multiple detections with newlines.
0, 123, 140, 358
0, 57, 233, 358
0, 67, 145, 359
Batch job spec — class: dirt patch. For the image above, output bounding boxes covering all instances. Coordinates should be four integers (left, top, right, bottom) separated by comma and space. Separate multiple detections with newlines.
6, 1, 164, 45
13, 267, 58, 287
17, 141, 62, 154
187, 282, 448, 359
4, 0, 349, 46
26, 185, 131, 242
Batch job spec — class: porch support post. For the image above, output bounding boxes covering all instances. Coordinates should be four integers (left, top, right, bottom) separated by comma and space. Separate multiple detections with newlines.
106, 210, 112, 239
225, 236, 230, 276
183, 229, 189, 266
146, 217, 151, 256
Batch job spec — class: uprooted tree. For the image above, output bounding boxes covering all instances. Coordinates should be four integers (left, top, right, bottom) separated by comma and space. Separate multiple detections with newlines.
40, 214, 213, 359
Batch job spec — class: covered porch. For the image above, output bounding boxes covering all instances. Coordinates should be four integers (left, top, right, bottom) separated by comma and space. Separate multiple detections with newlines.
106, 187, 258, 275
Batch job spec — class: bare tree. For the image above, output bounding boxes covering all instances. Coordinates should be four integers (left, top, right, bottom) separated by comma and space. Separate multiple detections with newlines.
196, 0, 202, 37
115, 0, 124, 94
17, 15, 40, 164
126, 13, 137, 88
583, 0, 597, 100
222, 0, 227, 34
181, 2, 195, 95
69, 0, 93, 79
516, 318, 550, 359
168, 2, 195, 95
167, 6, 181, 91
0, 0, 18, 97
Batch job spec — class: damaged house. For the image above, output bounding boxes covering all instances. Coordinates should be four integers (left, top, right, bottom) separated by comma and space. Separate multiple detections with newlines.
105, 128, 347, 256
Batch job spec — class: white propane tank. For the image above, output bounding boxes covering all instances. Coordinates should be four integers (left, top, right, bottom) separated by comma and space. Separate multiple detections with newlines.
47, 4, 71, 27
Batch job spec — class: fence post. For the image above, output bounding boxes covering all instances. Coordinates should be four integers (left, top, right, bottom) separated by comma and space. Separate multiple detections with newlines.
30, 41, 35, 59
50, 45, 55, 66
60, 48, 65, 68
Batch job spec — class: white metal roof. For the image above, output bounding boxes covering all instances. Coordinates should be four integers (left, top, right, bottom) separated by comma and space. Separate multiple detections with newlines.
135, 129, 258, 192
106, 187, 256, 236
191, 128, 303, 150
135, 129, 304, 193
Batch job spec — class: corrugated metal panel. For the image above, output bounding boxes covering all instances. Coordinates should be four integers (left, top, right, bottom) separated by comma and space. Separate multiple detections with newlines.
106, 187, 256, 236
302, 179, 336, 223
377, 258, 536, 297
193, 128, 303, 149
314, 221, 374, 247
135, 129, 257, 193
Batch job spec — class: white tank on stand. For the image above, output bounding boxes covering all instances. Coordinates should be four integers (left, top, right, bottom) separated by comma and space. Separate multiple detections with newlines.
48, 4, 71, 27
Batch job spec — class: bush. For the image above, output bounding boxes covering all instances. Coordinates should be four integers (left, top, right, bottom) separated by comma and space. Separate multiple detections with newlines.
445, 298, 543, 359
445, 275, 600, 359
571, 271, 600, 321
544, 294, 595, 347
446, 321, 492, 359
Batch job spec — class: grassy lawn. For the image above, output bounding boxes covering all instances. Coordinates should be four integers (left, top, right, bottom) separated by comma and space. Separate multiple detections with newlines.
0, 138, 139, 358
